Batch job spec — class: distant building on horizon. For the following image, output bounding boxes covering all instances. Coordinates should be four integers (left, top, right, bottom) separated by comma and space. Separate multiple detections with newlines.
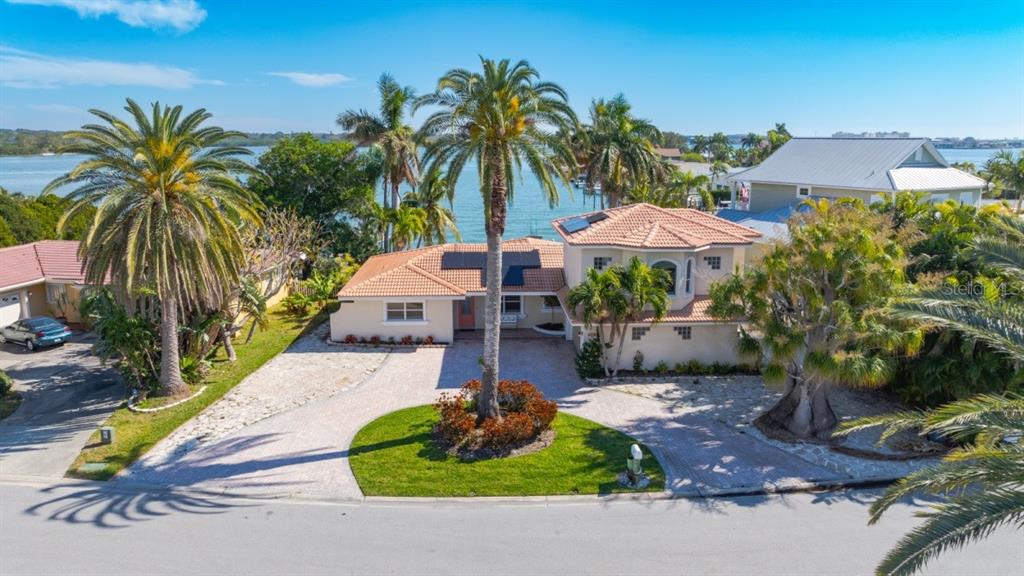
831, 131, 911, 139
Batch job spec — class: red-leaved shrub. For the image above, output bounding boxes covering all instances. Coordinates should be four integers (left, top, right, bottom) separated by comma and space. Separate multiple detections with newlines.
400, 335, 414, 345
344, 334, 357, 344
434, 379, 557, 456
423, 335, 434, 345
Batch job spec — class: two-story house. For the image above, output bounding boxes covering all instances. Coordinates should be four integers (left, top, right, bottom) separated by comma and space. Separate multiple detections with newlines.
329, 203, 761, 369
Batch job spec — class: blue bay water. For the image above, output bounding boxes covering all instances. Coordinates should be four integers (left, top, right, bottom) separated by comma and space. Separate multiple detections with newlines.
1, 147, 1019, 243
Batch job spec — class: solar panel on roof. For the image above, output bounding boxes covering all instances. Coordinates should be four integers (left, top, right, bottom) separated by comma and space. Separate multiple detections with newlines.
502, 266, 526, 286
561, 217, 590, 234
586, 212, 609, 224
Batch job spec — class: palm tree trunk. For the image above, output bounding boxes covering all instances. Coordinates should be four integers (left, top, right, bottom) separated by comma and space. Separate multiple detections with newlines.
477, 159, 507, 424
160, 294, 188, 396
221, 323, 237, 362
613, 322, 628, 377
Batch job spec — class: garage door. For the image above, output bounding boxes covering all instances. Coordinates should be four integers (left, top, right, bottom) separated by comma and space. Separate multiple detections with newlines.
0, 292, 21, 328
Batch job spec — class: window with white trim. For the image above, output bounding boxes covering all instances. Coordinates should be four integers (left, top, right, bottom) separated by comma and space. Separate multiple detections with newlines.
683, 258, 694, 294
46, 283, 66, 304
385, 302, 425, 321
703, 256, 722, 270
674, 326, 692, 340
502, 295, 522, 315
631, 326, 650, 341
593, 256, 612, 271
797, 186, 812, 198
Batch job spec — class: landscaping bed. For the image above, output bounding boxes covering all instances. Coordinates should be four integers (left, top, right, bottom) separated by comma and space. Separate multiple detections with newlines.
66, 303, 331, 480
349, 404, 665, 497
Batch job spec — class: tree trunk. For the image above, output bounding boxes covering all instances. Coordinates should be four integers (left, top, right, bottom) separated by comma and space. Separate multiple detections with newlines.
222, 323, 238, 362
159, 295, 188, 397
477, 159, 508, 424
245, 319, 258, 344
755, 369, 837, 440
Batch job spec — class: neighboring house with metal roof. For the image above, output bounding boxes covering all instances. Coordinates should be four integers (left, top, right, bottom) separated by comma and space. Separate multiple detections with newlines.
0, 240, 90, 327
726, 138, 987, 212
329, 203, 763, 369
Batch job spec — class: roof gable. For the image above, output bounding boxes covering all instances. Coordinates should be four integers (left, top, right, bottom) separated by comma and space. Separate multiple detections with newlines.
0, 240, 85, 291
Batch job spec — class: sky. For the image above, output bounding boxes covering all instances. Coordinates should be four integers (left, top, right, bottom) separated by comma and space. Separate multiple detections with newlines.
1, 0, 1022, 138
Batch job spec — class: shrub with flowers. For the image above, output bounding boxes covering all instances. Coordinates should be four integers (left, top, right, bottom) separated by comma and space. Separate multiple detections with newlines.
432, 379, 558, 457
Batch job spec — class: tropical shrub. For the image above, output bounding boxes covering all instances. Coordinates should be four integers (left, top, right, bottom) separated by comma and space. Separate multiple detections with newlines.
0, 369, 12, 397
574, 338, 604, 378
423, 335, 434, 345
369, 336, 381, 346
434, 379, 558, 456
281, 293, 311, 316
655, 360, 670, 374
400, 335, 413, 345
81, 288, 161, 393
344, 334, 357, 344
632, 350, 645, 373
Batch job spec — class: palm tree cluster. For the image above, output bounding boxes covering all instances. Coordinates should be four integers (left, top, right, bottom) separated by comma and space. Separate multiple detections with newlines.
567, 256, 671, 376
984, 149, 1024, 212
834, 212, 1024, 575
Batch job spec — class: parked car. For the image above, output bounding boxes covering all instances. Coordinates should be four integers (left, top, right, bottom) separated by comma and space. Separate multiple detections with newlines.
0, 316, 73, 351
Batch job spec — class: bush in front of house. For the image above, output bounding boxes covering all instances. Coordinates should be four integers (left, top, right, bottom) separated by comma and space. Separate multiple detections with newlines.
632, 350, 645, 373
574, 338, 604, 378
282, 293, 311, 316
433, 379, 558, 457
0, 369, 12, 397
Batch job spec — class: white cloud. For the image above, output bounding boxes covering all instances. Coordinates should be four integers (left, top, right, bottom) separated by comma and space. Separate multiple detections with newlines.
29, 103, 84, 114
267, 71, 351, 88
0, 45, 221, 89
6, 0, 206, 32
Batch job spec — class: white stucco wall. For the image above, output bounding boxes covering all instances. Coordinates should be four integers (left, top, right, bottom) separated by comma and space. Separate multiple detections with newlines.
585, 323, 743, 370
468, 294, 562, 330
330, 299, 455, 343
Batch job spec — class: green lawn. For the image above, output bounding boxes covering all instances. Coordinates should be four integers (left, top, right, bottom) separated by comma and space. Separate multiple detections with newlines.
67, 303, 331, 480
349, 405, 665, 497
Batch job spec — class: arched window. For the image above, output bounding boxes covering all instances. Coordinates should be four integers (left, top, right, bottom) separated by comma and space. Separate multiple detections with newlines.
652, 261, 677, 295
684, 258, 694, 294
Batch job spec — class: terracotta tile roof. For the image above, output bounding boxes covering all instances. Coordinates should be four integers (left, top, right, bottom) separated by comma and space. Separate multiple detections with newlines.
552, 203, 761, 249
0, 240, 85, 291
338, 238, 565, 298
560, 295, 731, 326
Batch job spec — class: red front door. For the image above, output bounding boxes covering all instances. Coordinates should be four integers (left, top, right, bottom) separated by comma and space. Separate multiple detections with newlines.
458, 298, 475, 329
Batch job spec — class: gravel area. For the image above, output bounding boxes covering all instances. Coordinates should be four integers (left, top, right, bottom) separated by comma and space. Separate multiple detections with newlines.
606, 376, 942, 480
139, 323, 389, 462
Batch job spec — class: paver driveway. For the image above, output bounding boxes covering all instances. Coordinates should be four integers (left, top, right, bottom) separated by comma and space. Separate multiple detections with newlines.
0, 336, 123, 479
123, 332, 843, 499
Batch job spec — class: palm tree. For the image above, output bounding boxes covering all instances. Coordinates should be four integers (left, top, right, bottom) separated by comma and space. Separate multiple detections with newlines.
338, 73, 419, 250
45, 99, 262, 396
741, 132, 762, 150
402, 167, 460, 246
416, 57, 577, 421
691, 134, 710, 161
609, 257, 670, 375
984, 150, 1024, 212
567, 267, 626, 376
580, 94, 663, 207
389, 204, 427, 251
832, 213, 1024, 575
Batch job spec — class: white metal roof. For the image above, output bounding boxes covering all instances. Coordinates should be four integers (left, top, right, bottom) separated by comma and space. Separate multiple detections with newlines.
888, 166, 987, 191
726, 138, 983, 192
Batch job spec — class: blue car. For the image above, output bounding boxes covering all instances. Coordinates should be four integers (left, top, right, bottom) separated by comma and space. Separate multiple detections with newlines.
0, 316, 73, 351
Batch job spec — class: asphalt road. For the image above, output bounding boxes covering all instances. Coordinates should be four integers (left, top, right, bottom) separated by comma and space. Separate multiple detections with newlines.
0, 480, 1019, 575
0, 336, 123, 478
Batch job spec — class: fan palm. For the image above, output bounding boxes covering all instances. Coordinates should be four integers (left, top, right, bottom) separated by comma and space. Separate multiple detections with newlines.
402, 167, 460, 246
338, 73, 419, 250
984, 150, 1024, 212
416, 57, 577, 421
44, 99, 262, 396
580, 94, 663, 207
834, 212, 1024, 575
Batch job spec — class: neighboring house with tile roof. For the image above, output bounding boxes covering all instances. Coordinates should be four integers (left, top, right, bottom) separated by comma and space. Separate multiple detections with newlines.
0, 240, 92, 327
330, 204, 762, 369
726, 138, 987, 212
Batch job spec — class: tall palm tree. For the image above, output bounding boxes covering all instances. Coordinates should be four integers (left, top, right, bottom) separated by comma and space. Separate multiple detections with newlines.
45, 99, 262, 396
580, 94, 663, 207
402, 167, 460, 246
416, 57, 577, 421
833, 213, 1024, 575
338, 73, 419, 250
691, 134, 710, 161
984, 150, 1024, 212
609, 257, 670, 375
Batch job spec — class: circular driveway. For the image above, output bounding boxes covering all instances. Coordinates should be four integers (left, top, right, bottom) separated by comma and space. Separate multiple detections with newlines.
121, 331, 843, 500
